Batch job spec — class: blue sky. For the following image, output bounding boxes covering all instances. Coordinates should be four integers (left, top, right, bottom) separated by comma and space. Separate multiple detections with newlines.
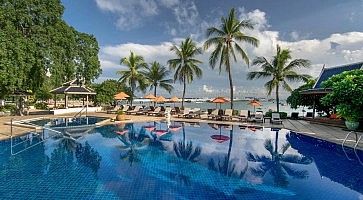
61, 0, 363, 98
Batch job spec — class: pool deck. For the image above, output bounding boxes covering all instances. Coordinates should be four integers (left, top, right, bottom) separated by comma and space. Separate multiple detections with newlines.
0, 112, 362, 150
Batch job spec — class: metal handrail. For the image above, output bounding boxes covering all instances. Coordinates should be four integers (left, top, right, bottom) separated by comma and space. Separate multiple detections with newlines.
73, 106, 88, 119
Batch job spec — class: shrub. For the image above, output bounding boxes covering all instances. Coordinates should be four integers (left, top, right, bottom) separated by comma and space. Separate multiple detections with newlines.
265, 111, 288, 119
321, 69, 363, 121
34, 102, 48, 110
0, 104, 16, 114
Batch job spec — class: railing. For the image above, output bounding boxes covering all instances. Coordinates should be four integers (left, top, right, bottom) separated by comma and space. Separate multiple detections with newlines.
73, 106, 88, 119
341, 130, 363, 165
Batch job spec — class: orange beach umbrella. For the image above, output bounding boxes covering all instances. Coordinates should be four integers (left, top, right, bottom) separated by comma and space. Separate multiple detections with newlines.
249, 99, 262, 113
153, 96, 167, 103
211, 96, 229, 109
114, 92, 130, 100
144, 94, 156, 99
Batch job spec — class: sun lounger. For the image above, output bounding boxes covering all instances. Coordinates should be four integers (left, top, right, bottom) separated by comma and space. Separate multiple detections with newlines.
238, 110, 249, 122
126, 105, 142, 115
107, 105, 120, 114
222, 109, 233, 121
121, 105, 130, 112
177, 107, 190, 118
147, 107, 161, 116
254, 112, 264, 123
271, 112, 283, 124
136, 106, 152, 115
188, 108, 201, 118
208, 109, 219, 119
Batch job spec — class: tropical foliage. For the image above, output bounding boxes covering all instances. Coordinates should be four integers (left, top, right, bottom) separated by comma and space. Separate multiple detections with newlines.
0, 0, 101, 98
143, 61, 174, 97
204, 8, 259, 109
248, 45, 311, 112
92, 79, 130, 106
321, 69, 363, 121
117, 52, 148, 105
168, 38, 203, 108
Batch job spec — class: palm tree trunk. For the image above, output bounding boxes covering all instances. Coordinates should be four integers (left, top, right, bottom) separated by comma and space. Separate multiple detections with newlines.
276, 84, 279, 112
153, 85, 157, 107
228, 68, 234, 109
182, 77, 186, 109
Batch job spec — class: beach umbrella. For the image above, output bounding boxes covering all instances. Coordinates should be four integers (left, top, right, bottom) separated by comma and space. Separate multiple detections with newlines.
249, 99, 262, 113
153, 96, 167, 104
209, 124, 230, 143
144, 93, 156, 106
169, 96, 180, 107
211, 96, 229, 109
114, 92, 130, 100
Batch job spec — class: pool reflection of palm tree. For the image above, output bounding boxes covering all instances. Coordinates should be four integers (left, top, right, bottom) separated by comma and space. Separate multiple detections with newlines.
173, 123, 201, 162
118, 124, 149, 166
209, 126, 248, 178
246, 133, 312, 187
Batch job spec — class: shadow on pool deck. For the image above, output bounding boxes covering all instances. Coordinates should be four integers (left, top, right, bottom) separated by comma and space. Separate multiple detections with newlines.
0, 112, 362, 150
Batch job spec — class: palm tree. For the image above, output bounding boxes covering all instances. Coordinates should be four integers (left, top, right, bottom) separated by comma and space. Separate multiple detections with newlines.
168, 38, 203, 108
246, 138, 312, 187
247, 45, 311, 112
143, 61, 174, 105
117, 51, 148, 106
204, 8, 259, 109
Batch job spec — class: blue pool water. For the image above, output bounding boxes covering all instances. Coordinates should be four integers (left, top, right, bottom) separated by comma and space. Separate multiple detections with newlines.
22, 116, 107, 128
0, 122, 362, 199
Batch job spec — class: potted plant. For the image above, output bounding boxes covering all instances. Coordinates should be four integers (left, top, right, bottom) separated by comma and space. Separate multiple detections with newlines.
116, 110, 126, 121
337, 104, 360, 130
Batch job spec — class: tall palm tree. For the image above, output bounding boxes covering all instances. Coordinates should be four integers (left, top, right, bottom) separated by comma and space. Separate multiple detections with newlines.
204, 8, 259, 109
168, 38, 203, 108
143, 61, 174, 105
247, 45, 311, 112
117, 51, 148, 106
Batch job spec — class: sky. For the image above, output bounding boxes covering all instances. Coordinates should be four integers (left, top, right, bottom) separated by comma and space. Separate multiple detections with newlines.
61, 0, 363, 98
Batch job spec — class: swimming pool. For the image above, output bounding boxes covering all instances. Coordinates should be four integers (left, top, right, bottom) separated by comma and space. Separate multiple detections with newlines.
17, 116, 108, 128
0, 121, 362, 199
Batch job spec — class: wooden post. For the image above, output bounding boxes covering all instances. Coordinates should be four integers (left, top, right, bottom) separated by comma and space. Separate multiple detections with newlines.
312, 97, 316, 119
86, 95, 88, 117
54, 94, 57, 109
65, 94, 68, 109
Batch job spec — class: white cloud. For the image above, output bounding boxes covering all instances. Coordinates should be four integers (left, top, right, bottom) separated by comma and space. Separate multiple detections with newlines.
97, 8, 363, 98
95, 0, 159, 30
202, 85, 213, 93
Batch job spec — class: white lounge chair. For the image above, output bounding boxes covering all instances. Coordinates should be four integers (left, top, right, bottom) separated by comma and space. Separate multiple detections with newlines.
178, 107, 190, 118
208, 109, 219, 119
126, 106, 142, 115
222, 109, 233, 121
254, 111, 264, 123
188, 108, 201, 118
147, 107, 161, 116
238, 110, 249, 122
271, 112, 283, 124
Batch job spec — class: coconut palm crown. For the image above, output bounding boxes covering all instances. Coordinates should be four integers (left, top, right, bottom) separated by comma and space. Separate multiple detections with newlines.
117, 51, 148, 106
143, 61, 174, 98
204, 8, 259, 109
168, 37, 203, 108
247, 44, 311, 112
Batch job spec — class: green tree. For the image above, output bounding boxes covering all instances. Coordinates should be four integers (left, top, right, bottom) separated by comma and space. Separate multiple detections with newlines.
204, 8, 259, 109
0, 0, 101, 98
143, 61, 173, 103
168, 38, 202, 108
321, 69, 363, 121
92, 79, 131, 106
117, 52, 147, 106
248, 45, 311, 112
